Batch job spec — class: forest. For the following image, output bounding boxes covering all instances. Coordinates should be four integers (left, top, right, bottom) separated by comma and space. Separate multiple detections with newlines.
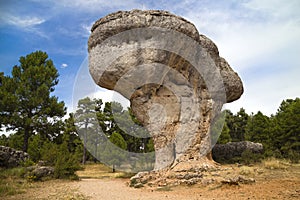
0, 51, 299, 179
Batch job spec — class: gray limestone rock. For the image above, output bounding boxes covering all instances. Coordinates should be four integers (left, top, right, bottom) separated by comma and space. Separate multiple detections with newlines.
0, 146, 29, 168
88, 10, 243, 174
212, 141, 264, 160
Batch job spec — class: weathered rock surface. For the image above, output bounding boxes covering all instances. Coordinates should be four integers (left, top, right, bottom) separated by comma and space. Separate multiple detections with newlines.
0, 145, 29, 168
212, 141, 264, 160
30, 166, 54, 180
88, 10, 243, 185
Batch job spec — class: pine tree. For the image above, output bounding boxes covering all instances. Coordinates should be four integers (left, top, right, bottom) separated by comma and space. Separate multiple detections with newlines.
275, 98, 300, 161
0, 51, 66, 152
245, 111, 270, 145
74, 97, 101, 164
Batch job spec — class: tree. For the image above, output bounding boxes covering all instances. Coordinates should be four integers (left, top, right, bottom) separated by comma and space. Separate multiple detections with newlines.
63, 113, 82, 154
217, 122, 232, 144
0, 51, 66, 152
103, 131, 127, 172
245, 111, 270, 147
228, 108, 249, 142
274, 98, 300, 161
74, 97, 102, 164
100, 102, 152, 153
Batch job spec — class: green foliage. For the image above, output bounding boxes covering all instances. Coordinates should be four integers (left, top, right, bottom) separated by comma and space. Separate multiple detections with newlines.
109, 131, 127, 150
102, 132, 128, 171
20, 159, 35, 167
40, 140, 59, 166
7, 132, 23, 150
0, 167, 28, 197
245, 111, 272, 153
240, 150, 263, 165
27, 134, 42, 162
218, 123, 232, 144
0, 167, 26, 179
221, 98, 300, 163
0, 51, 66, 152
54, 141, 81, 180
0, 134, 9, 146
75, 97, 102, 164
275, 98, 300, 159
228, 108, 249, 142
211, 113, 232, 144
146, 138, 155, 152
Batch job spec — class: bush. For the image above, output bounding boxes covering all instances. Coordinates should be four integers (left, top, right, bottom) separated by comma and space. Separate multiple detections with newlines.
54, 142, 81, 180
21, 159, 35, 167
240, 150, 263, 165
40, 141, 59, 166
287, 150, 300, 163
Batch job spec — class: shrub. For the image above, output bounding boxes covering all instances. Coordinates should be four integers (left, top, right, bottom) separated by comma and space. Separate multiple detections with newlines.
240, 150, 263, 165
287, 150, 300, 163
54, 142, 81, 180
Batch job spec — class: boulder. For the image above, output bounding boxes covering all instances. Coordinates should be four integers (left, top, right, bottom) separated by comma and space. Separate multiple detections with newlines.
31, 166, 54, 180
212, 141, 264, 160
0, 145, 29, 168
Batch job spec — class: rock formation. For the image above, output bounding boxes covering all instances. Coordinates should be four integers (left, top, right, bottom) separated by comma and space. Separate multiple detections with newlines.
212, 141, 264, 161
88, 10, 243, 184
0, 145, 29, 168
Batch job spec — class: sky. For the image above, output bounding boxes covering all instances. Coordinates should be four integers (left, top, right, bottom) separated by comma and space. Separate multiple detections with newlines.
0, 0, 300, 117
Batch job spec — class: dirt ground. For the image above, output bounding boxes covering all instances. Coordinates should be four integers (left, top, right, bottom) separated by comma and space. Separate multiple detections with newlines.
4, 163, 300, 200
76, 178, 300, 200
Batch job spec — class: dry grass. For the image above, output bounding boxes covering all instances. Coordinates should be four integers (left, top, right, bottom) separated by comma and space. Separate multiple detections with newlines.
262, 157, 291, 170
76, 163, 135, 179
2, 160, 300, 199
239, 166, 255, 176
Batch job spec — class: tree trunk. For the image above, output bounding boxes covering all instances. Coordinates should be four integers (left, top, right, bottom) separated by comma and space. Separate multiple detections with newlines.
94, 143, 97, 163
23, 128, 29, 152
82, 124, 87, 165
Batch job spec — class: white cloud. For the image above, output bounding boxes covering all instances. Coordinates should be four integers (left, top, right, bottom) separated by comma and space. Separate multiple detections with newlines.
243, 0, 300, 20
61, 63, 68, 68
13, 0, 298, 116
0, 11, 48, 38
2, 14, 45, 28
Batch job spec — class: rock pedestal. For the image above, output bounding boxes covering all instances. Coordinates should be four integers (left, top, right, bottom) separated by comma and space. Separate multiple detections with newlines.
88, 10, 243, 185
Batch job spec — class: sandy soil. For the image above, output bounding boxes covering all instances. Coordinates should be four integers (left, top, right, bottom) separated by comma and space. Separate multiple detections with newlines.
4, 164, 300, 200
77, 178, 300, 200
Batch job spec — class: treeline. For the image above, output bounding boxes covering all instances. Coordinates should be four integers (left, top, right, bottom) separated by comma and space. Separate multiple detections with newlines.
217, 98, 300, 163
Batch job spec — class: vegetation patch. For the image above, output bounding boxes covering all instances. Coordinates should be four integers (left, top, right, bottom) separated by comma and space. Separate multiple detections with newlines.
263, 157, 290, 170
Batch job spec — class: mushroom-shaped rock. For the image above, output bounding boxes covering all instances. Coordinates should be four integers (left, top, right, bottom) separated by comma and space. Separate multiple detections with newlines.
88, 10, 243, 174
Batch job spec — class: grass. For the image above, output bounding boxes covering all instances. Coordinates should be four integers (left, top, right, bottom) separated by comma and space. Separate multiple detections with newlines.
156, 186, 173, 191
76, 163, 136, 179
239, 166, 255, 176
262, 157, 291, 170
0, 167, 33, 197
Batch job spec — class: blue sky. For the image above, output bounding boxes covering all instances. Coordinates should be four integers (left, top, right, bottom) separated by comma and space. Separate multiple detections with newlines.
1, 0, 300, 117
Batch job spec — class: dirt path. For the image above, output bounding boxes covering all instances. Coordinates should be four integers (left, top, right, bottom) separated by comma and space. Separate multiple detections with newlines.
77, 178, 300, 200
4, 163, 300, 200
